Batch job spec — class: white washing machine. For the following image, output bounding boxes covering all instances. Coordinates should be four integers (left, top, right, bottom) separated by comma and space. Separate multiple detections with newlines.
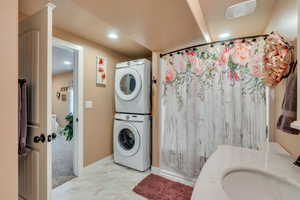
115, 59, 151, 114
113, 113, 151, 171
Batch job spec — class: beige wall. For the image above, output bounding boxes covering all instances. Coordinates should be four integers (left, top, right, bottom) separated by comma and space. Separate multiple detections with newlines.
0, 0, 18, 199
53, 28, 129, 166
52, 71, 73, 127
265, 0, 298, 40
265, 0, 300, 157
298, 1, 300, 123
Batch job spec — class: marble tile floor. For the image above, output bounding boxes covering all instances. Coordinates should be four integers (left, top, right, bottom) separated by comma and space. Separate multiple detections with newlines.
52, 157, 150, 200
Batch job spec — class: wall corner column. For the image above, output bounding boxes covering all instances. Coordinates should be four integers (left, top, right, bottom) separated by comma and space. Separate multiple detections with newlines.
151, 52, 161, 168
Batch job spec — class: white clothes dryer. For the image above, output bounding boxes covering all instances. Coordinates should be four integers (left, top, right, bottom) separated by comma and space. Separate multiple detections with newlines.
115, 59, 151, 114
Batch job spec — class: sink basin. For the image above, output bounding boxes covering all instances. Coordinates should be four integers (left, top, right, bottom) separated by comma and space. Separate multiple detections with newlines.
222, 168, 300, 200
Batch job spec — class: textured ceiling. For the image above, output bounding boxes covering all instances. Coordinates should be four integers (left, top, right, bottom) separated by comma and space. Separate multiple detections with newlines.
19, 0, 152, 59
53, 46, 74, 75
71, 0, 205, 52
20, 0, 280, 56
198, 0, 277, 41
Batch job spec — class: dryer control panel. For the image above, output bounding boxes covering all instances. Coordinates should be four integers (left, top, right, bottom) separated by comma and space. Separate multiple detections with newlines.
116, 58, 150, 69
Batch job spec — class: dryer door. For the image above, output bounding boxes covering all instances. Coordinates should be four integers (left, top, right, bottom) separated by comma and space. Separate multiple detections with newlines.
116, 123, 140, 157
115, 68, 142, 101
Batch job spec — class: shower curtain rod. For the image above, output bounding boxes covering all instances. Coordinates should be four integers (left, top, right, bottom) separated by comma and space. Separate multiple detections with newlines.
160, 34, 269, 57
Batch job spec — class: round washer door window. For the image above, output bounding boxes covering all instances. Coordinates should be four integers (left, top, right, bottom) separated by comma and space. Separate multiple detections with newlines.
116, 68, 142, 101
118, 128, 135, 151
116, 124, 140, 157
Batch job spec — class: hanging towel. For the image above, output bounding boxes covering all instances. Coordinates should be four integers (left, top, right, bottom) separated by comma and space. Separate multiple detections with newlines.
18, 81, 30, 156
277, 72, 300, 135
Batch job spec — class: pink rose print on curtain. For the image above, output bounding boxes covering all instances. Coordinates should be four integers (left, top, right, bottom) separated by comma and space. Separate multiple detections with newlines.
174, 54, 186, 73
229, 71, 240, 81
162, 37, 267, 101
231, 42, 251, 66
218, 47, 230, 66
192, 58, 206, 76
187, 52, 205, 76
165, 63, 176, 82
186, 51, 196, 56
249, 56, 263, 77
187, 52, 197, 66
192, 63, 205, 76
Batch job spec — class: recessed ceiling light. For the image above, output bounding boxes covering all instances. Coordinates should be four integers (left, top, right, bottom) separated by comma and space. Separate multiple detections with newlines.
64, 61, 72, 65
107, 32, 119, 40
219, 33, 230, 39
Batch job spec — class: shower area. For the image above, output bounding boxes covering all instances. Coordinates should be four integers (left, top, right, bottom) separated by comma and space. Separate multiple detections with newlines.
159, 36, 270, 180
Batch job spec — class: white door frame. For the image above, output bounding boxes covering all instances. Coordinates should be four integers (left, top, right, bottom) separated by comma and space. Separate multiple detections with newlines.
52, 37, 84, 177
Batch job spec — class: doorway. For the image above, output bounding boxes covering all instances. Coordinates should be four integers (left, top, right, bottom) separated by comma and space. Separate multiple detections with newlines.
18, 4, 84, 198
51, 38, 84, 190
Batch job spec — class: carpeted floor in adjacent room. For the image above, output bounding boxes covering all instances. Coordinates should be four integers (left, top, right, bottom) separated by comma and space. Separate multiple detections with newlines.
52, 134, 76, 188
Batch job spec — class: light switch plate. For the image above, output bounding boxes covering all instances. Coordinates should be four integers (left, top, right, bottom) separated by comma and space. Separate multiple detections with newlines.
85, 101, 93, 109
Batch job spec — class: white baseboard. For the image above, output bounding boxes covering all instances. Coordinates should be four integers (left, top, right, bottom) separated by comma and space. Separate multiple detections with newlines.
150, 166, 160, 174
151, 166, 195, 186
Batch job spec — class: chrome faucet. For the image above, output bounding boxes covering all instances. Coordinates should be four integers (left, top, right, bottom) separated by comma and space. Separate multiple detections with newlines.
294, 156, 300, 167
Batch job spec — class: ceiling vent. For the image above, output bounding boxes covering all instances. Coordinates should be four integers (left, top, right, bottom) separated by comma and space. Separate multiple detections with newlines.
225, 0, 257, 20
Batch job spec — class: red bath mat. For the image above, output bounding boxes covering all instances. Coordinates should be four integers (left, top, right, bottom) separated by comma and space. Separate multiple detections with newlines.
133, 174, 193, 200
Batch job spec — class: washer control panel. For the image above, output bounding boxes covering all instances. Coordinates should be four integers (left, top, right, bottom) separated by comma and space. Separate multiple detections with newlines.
115, 113, 150, 122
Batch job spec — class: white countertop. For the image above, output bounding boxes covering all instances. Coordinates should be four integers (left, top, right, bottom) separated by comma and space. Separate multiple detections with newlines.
191, 143, 300, 200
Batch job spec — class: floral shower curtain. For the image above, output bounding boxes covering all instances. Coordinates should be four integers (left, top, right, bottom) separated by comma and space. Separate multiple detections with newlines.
160, 38, 267, 179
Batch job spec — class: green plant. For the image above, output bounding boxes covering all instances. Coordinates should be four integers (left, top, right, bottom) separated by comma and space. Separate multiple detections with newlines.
61, 113, 73, 141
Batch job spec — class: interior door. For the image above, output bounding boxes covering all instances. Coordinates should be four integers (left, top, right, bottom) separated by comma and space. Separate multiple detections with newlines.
18, 4, 54, 200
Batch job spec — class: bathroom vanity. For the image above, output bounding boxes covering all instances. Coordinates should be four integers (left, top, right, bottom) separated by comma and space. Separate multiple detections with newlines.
191, 143, 300, 200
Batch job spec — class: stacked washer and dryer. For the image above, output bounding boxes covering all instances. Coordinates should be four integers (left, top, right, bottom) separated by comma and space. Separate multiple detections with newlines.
113, 59, 151, 171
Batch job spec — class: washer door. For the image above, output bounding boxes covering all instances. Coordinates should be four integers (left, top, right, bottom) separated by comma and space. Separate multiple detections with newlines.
116, 68, 142, 101
116, 123, 140, 157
